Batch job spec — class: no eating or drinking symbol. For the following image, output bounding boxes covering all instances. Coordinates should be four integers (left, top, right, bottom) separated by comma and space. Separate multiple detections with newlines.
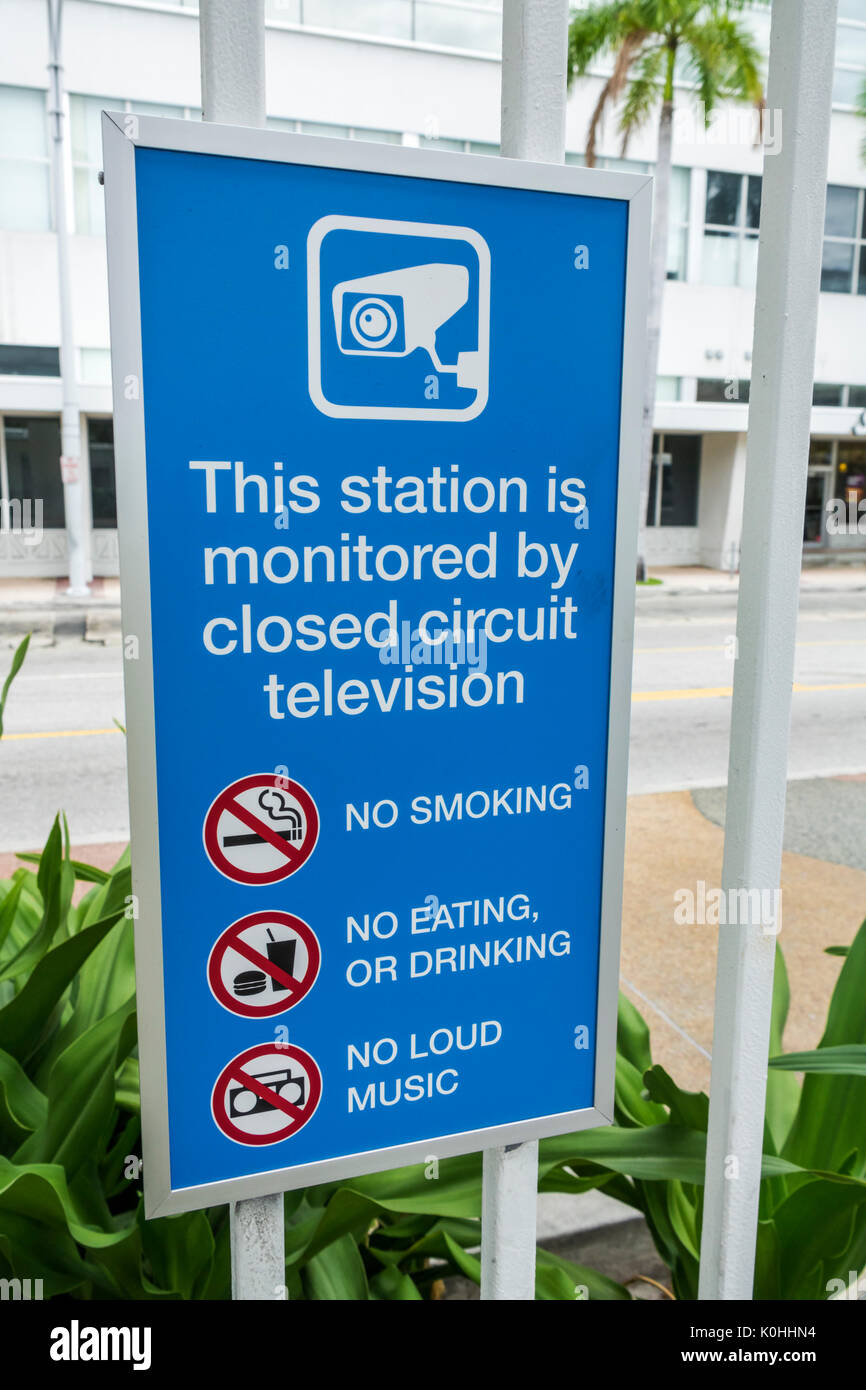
212, 1043, 323, 1146
207, 911, 321, 1018
203, 773, 319, 884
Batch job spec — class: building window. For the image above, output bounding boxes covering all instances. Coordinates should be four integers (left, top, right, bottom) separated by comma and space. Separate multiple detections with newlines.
70, 96, 189, 234
702, 170, 761, 288
667, 166, 690, 281
267, 117, 402, 143
88, 419, 117, 529
646, 433, 701, 528
3, 417, 65, 529
419, 134, 499, 154
265, 0, 502, 54
0, 87, 51, 232
0, 346, 60, 377
820, 185, 866, 294
696, 378, 750, 403
813, 383, 845, 406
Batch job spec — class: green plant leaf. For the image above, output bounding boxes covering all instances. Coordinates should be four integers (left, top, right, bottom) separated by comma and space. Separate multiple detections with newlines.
0, 910, 124, 1061
765, 942, 800, 1155
0, 633, 30, 739
368, 1266, 423, 1300
16, 999, 137, 1176
0, 1045, 47, 1147
535, 1246, 631, 1301
303, 1232, 369, 1300
770, 1045, 866, 1075
783, 916, 866, 1179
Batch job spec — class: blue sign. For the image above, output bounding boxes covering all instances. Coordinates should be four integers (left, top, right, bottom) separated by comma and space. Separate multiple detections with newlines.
104, 115, 648, 1213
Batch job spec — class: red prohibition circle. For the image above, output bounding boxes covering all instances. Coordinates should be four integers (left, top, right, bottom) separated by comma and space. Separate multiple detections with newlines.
211, 1043, 323, 1147
202, 773, 320, 885
207, 911, 321, 1018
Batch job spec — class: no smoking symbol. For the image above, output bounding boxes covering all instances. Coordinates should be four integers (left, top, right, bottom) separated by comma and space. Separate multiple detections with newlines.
212, 1043, 322, 1146
203, 773, 319, 885
207, 911, 320, 1018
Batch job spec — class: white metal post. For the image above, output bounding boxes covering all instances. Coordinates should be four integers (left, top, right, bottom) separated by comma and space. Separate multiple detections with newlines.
480, 0, 569, 1303
199, 0, 266, 128
698, 0, 838, 1301
47, 0, 90, 596
198, 0, 282, 1300
230, 1191, 286, 1301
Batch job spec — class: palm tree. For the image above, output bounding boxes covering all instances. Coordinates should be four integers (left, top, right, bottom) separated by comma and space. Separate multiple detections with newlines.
568, 1, 764, 578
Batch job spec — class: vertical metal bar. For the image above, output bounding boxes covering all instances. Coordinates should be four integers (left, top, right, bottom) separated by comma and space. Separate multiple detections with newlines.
480, 0, 569, 1303
699, 0, 838, 1301
199, 0, 266, 128
198, 0, 280, 1300
481, 1143, 539, 1301
47, 0, 90, 594
230, 1192, 286, 1300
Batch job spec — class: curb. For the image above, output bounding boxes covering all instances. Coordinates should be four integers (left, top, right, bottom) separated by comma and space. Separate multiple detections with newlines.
0, 605, 122, 645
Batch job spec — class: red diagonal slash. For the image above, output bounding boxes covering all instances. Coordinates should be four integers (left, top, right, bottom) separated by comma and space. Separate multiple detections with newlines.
227, 1063, 307, 1125
224, 794, 302, 864
229, 933, 299, 996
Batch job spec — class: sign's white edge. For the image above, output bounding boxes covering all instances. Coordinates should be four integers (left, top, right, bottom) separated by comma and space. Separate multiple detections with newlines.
101, 111, 651, 1219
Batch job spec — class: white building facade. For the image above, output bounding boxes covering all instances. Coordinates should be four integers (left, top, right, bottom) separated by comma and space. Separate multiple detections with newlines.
1, 0, 866, 576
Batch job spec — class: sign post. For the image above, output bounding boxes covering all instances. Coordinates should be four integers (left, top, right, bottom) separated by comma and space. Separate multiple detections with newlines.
699, 0, 838, 1300
103, 98, 649, 1297
480, 0, 571, 1303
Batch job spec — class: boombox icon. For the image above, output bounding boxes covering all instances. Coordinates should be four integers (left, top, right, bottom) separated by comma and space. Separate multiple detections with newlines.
228, 1067, 306, 1118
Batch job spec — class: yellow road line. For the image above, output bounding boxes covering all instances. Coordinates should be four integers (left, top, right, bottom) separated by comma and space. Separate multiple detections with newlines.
633, 681, 866, 703
3, 727, 120, 741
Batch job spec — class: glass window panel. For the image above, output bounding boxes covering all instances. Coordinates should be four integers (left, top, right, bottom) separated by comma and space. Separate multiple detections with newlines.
705, 170, 741, 226
70, 94, 113, 165
848, 385, 866, 408
859, 244, 866, 295
702, 230, 739, 286
88, 419, 117, 529
266, 0, 302, 19
669, 165, 690, 226
604, 156, 650, 174
0, 346, 59, 376
419, 135, 465, 150
738, 233, 759, 289
303, 0, 412, 39
0, 159, 51, 231
298, 120, 350, 138
0, 87, 48, 159
809, 438, 835, 467
832, 67, 864, 105
266, 117, 299, 132
80, 348, 112, 385
656, 376, 680, 402
825, 184, 859, 237
468, 141, 499, 155
745, 175, 762, 229
821, 239, 854, 292
839, 0, 866, 19
353, 126, 401, 143
666, 225, 687, 280
415, 2, 500, 50
835, 24, 866, 66
73, 165, 105, 235
813, 383, 845, 405
4, 417, 65, 529
128, 101, 184, 120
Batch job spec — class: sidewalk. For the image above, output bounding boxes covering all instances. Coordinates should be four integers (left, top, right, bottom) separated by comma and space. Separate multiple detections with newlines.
644, 562, 866, 595
0, 577, 121, 645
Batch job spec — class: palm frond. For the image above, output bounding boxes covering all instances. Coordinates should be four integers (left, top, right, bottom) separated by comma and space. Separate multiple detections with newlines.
585, 27, 649, 166
618, 41, 667, 153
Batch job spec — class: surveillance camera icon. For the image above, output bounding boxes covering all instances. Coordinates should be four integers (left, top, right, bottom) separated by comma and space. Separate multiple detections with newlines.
308, 214, 490, 422
332, 263, 484, 391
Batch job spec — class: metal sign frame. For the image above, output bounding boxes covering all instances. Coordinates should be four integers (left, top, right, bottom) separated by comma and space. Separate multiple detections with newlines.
102, 110, 651, 1218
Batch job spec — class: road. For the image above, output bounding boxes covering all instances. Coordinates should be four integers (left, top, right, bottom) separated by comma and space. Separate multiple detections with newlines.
0, 589, 864, 852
